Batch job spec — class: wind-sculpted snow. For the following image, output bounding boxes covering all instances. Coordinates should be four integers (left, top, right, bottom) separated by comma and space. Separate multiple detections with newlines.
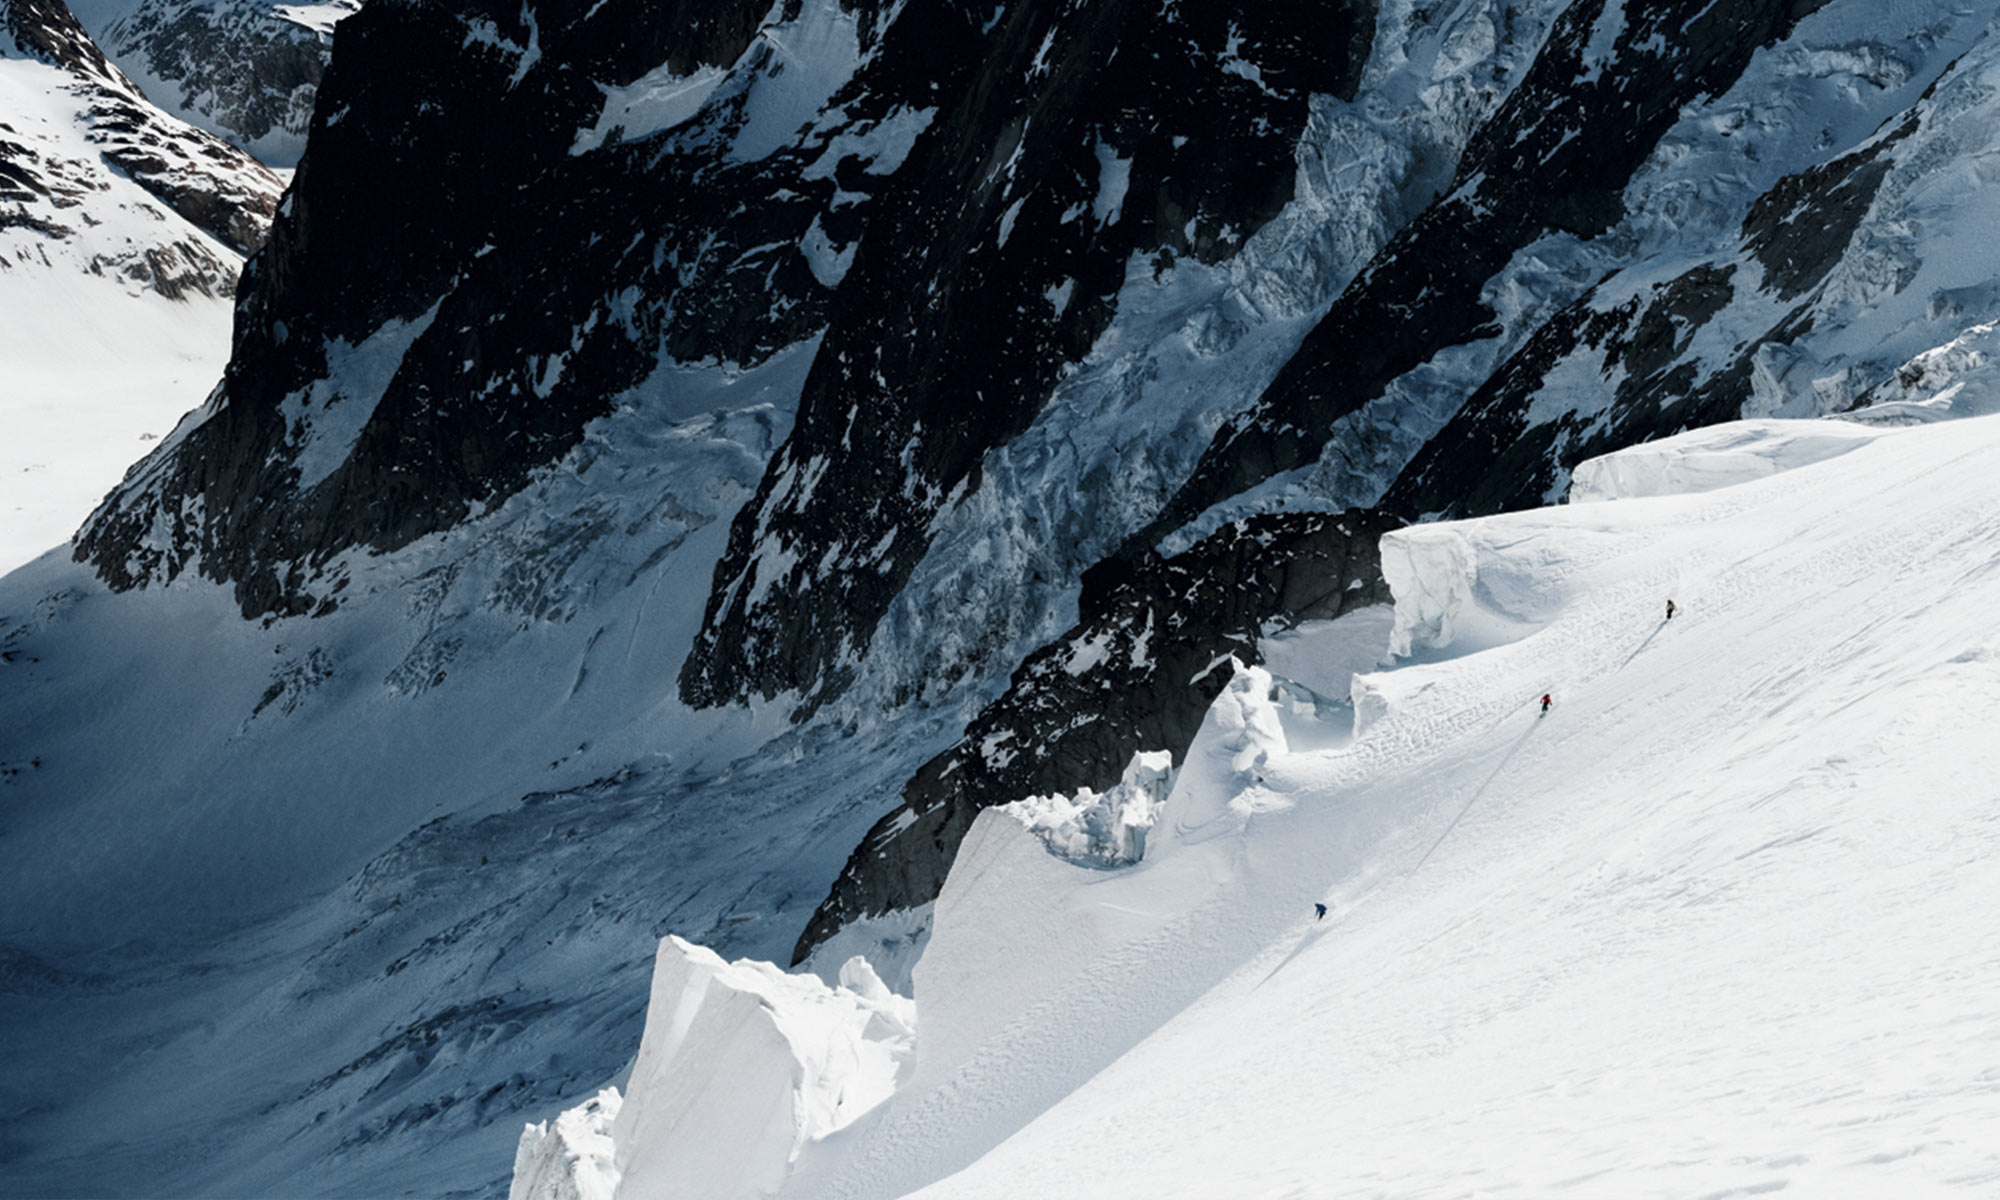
1379, 526, 1478, 661
512, 938, 914, 1200
510, 1089, 620, 1200
794, 509, 1400, 963
1000, 751, 1174, 868
1568, 418, 1888, 503
849, 412, 2000, 1198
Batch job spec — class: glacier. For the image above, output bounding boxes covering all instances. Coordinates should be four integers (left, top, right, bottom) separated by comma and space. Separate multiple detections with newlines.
533, 408, 2000, 1197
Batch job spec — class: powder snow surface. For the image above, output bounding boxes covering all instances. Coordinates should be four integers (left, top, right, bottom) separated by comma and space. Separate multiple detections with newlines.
851, 414, 2000, 1198
0, 289, 228, 573
0, 55, 238, 574
557, 413, 2000, 1199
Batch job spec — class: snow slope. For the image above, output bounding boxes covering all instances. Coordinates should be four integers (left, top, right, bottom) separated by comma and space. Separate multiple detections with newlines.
0, 271, 232, 573
538, 410, 2000, 1197
0, 6, 272, 572
892, 413, 2000, 1197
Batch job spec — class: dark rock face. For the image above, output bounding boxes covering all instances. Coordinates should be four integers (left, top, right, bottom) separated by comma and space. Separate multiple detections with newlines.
1, 0, 280, 287
1131, 0, 1836, 550
794, 506, 1402, 961
76, 0, 871, 609
677, 0, 1377, 713
1741, 115, 1912, 303
5, 0, 113, 76
76, 0, 1375, 642
1384, 117, 1916, 520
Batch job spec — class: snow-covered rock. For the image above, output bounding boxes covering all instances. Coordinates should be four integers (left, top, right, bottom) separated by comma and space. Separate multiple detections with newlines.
65, 0, 357, 163
510, 1089, 620, 1200
1003, 750, 1174, 867
799, 509, 1398, 963
0, 0, 279, 570
1849, 320, 2000, 423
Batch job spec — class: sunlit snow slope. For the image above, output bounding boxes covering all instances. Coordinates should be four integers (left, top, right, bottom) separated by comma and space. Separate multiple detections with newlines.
0, 288, 231, 574
563, 412, 2000, 1199
0, 0, 273, 571
867, 413, 2000, 1198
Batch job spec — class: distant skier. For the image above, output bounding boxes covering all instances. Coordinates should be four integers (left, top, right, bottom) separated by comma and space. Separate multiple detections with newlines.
1314, 903, 1327, 921
1539, 693, 1552, 717
1666, 599, 1677, 621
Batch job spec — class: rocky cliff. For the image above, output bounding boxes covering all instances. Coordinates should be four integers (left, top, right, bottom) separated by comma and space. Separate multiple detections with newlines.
796, 507, 1402, 961
68, 0, 1993, 975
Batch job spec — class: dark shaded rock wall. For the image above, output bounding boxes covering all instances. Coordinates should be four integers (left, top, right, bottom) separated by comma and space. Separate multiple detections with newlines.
678, 0, 1378, 712
1131, 0, 1836, 550
1384, 113, 1916, 520
77, 0, 881, 609
795, 506, 1403, 961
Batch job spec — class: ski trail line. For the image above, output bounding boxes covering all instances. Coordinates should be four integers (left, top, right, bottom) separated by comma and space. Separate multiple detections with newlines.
1619, 617, 1669, 670
1408, 717, 1539, 877
1252, 923, 1334, 990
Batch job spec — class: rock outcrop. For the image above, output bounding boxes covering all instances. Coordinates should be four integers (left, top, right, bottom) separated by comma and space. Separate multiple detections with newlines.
795, 507, 1401, 961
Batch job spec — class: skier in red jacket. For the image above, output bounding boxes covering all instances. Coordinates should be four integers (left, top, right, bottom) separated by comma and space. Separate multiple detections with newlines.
1539, 693, 1552, 716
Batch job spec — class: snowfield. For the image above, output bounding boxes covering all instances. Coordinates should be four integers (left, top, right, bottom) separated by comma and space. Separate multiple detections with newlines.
534, 412, 2000, 1199
0, 36, 248, 573
0, 280, 231, 575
